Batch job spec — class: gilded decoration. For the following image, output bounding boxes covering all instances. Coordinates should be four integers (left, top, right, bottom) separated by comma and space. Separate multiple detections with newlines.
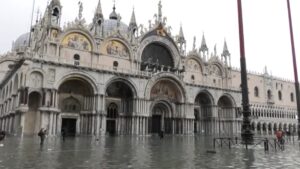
104, 40, 129, 58
150, 80, 181, 102
62, 33, 92, 51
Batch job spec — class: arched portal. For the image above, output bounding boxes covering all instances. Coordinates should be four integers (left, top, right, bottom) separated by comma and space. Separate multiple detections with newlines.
24, 92, 41, 135
217, 95, 236, 136
149, 101, 173, 134
194, 91, 213, 134
105, 80, 135, 135
58, 78, 94, 136
149, 78, 184, 134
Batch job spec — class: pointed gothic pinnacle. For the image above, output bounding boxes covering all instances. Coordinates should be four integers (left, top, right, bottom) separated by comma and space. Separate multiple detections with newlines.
129, 8, 137, 27
96, 0, 103, 16
222, 39, 230, 57
200, 33, 208, 52
179, 24, 184, 39
177, 24, 186, 43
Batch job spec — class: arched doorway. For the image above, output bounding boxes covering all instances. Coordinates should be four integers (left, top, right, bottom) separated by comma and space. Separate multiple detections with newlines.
106, 103, 118, 135
105, 80, 135, 135
194, 92, 213, 134
58, 78, 94, 136
24, 92, 41, 135
217, 95, 236, 136
150, 101, 172, 134
149, 79, 184, 134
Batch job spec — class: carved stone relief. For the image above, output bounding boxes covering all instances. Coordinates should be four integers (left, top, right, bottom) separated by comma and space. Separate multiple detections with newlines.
48, 69, 56, 83
30, 72, 43, 88
187, 59, 201, 72
208, 64, 222, 76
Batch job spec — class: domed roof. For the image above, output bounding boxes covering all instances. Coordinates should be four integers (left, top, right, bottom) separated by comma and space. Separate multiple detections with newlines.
13, 33, 30, 51
109, 6, 118, 20
103, 19, 128, 36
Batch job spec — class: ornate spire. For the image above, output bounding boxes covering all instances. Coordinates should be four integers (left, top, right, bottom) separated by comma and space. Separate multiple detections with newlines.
129, 8, 137, 28
199, 33, 208, 52
91, 0, 104, 37
221, 39, 231, 67
95, 0, 103, 18
109, 1, 118, 20
221, 39, 230, 57
177, 24, 186, 55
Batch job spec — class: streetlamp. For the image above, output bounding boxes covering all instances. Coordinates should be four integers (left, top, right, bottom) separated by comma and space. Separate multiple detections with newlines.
286, 0, 300, 140
237, 0, 254, 145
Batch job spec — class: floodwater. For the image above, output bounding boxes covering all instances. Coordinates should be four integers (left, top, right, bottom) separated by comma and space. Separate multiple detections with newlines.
0, 135, 300, 169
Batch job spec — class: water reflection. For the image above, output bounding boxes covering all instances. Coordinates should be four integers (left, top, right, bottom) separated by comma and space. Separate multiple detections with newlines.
0, 135, 300, 169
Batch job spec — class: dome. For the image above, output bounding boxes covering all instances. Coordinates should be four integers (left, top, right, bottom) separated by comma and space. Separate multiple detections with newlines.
103, 19, 128, 36
13, 33, 30, 51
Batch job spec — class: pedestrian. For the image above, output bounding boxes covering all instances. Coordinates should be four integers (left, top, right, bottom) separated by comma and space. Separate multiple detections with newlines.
61, 128, 66, 142
275, 130, 284, 145
159, 130, 164, 139
38, 128, 47, 145
0, 131, 5, 141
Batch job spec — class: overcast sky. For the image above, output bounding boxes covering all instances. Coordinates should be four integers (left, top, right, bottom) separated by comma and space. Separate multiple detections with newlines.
0, 0, 299, 80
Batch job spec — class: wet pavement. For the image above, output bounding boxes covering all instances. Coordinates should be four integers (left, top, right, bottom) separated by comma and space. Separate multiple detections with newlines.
0, 135, 300, 169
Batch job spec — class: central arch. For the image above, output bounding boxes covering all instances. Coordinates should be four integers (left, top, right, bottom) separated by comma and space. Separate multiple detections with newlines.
105, 79, 136, 135
149, 100, 173, 134
58, 77, 94, 136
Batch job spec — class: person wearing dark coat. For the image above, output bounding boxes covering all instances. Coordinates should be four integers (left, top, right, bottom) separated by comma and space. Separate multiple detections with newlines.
38, 128, 47, 145
0, 131, 5, 141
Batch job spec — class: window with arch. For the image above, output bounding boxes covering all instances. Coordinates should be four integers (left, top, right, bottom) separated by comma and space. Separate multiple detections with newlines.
291, 93, 294, 102
278, 91, 282, 101
254, 87, 259, 97
74, 54, 80, 66
107, 103, 118, 119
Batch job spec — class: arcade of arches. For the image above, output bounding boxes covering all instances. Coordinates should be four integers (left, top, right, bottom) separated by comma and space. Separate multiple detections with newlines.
0, 76, 243, 136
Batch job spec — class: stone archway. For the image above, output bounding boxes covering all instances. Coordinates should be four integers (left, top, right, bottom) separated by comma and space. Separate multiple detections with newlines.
58, 78, 94, 136
149, 101, 173, 134
194, 91, 214, 135
149, 78, 185, 134
24, 92, 41, 135
105, 80, 135, 135
217, 95, 236, 136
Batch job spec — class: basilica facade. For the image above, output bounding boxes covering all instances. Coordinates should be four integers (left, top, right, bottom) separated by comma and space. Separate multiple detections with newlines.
0, 0, 297, 137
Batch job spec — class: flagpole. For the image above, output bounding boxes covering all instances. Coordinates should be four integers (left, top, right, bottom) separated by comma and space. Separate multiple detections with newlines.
237, 0, 253, 145
28, 0, 36, 47
286, 0, 300, 140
